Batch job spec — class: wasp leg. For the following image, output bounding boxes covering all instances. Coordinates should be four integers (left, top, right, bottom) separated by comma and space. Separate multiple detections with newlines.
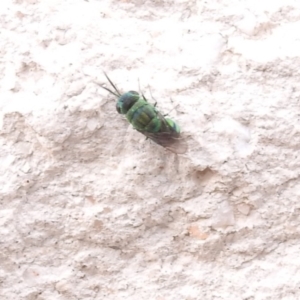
142, 93, 148, 102
147, 85, 158, 107
163, 97, 179, 116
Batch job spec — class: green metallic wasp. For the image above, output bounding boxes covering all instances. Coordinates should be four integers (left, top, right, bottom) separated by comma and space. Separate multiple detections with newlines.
101, 73, 188, 154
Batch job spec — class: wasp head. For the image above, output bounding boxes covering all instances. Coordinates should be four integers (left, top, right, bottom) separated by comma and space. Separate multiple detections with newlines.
116, 91, 139, 114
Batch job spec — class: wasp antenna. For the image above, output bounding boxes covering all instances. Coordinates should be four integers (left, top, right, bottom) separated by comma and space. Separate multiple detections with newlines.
103, 72, 121, 96
100, 85, 120, 97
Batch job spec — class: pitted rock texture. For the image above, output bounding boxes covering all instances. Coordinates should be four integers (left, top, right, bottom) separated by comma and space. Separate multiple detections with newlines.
1, 1, 300, 299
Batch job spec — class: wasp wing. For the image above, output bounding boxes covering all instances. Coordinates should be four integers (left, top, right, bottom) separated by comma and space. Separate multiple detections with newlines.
137, 112, 188, 154
142, 131, 188, 154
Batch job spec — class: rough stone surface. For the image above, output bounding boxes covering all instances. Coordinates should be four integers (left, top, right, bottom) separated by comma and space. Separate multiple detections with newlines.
1, 1, 300, 299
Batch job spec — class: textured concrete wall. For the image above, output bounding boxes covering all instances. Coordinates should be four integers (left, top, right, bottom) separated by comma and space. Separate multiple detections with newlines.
1, 1, 300, 299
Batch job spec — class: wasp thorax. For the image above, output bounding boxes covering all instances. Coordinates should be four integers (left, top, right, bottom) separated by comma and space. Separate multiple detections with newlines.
116, 91, 140, 114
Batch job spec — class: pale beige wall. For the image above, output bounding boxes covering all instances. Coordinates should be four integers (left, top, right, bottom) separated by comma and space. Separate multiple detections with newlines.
1, 1, 300, 299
